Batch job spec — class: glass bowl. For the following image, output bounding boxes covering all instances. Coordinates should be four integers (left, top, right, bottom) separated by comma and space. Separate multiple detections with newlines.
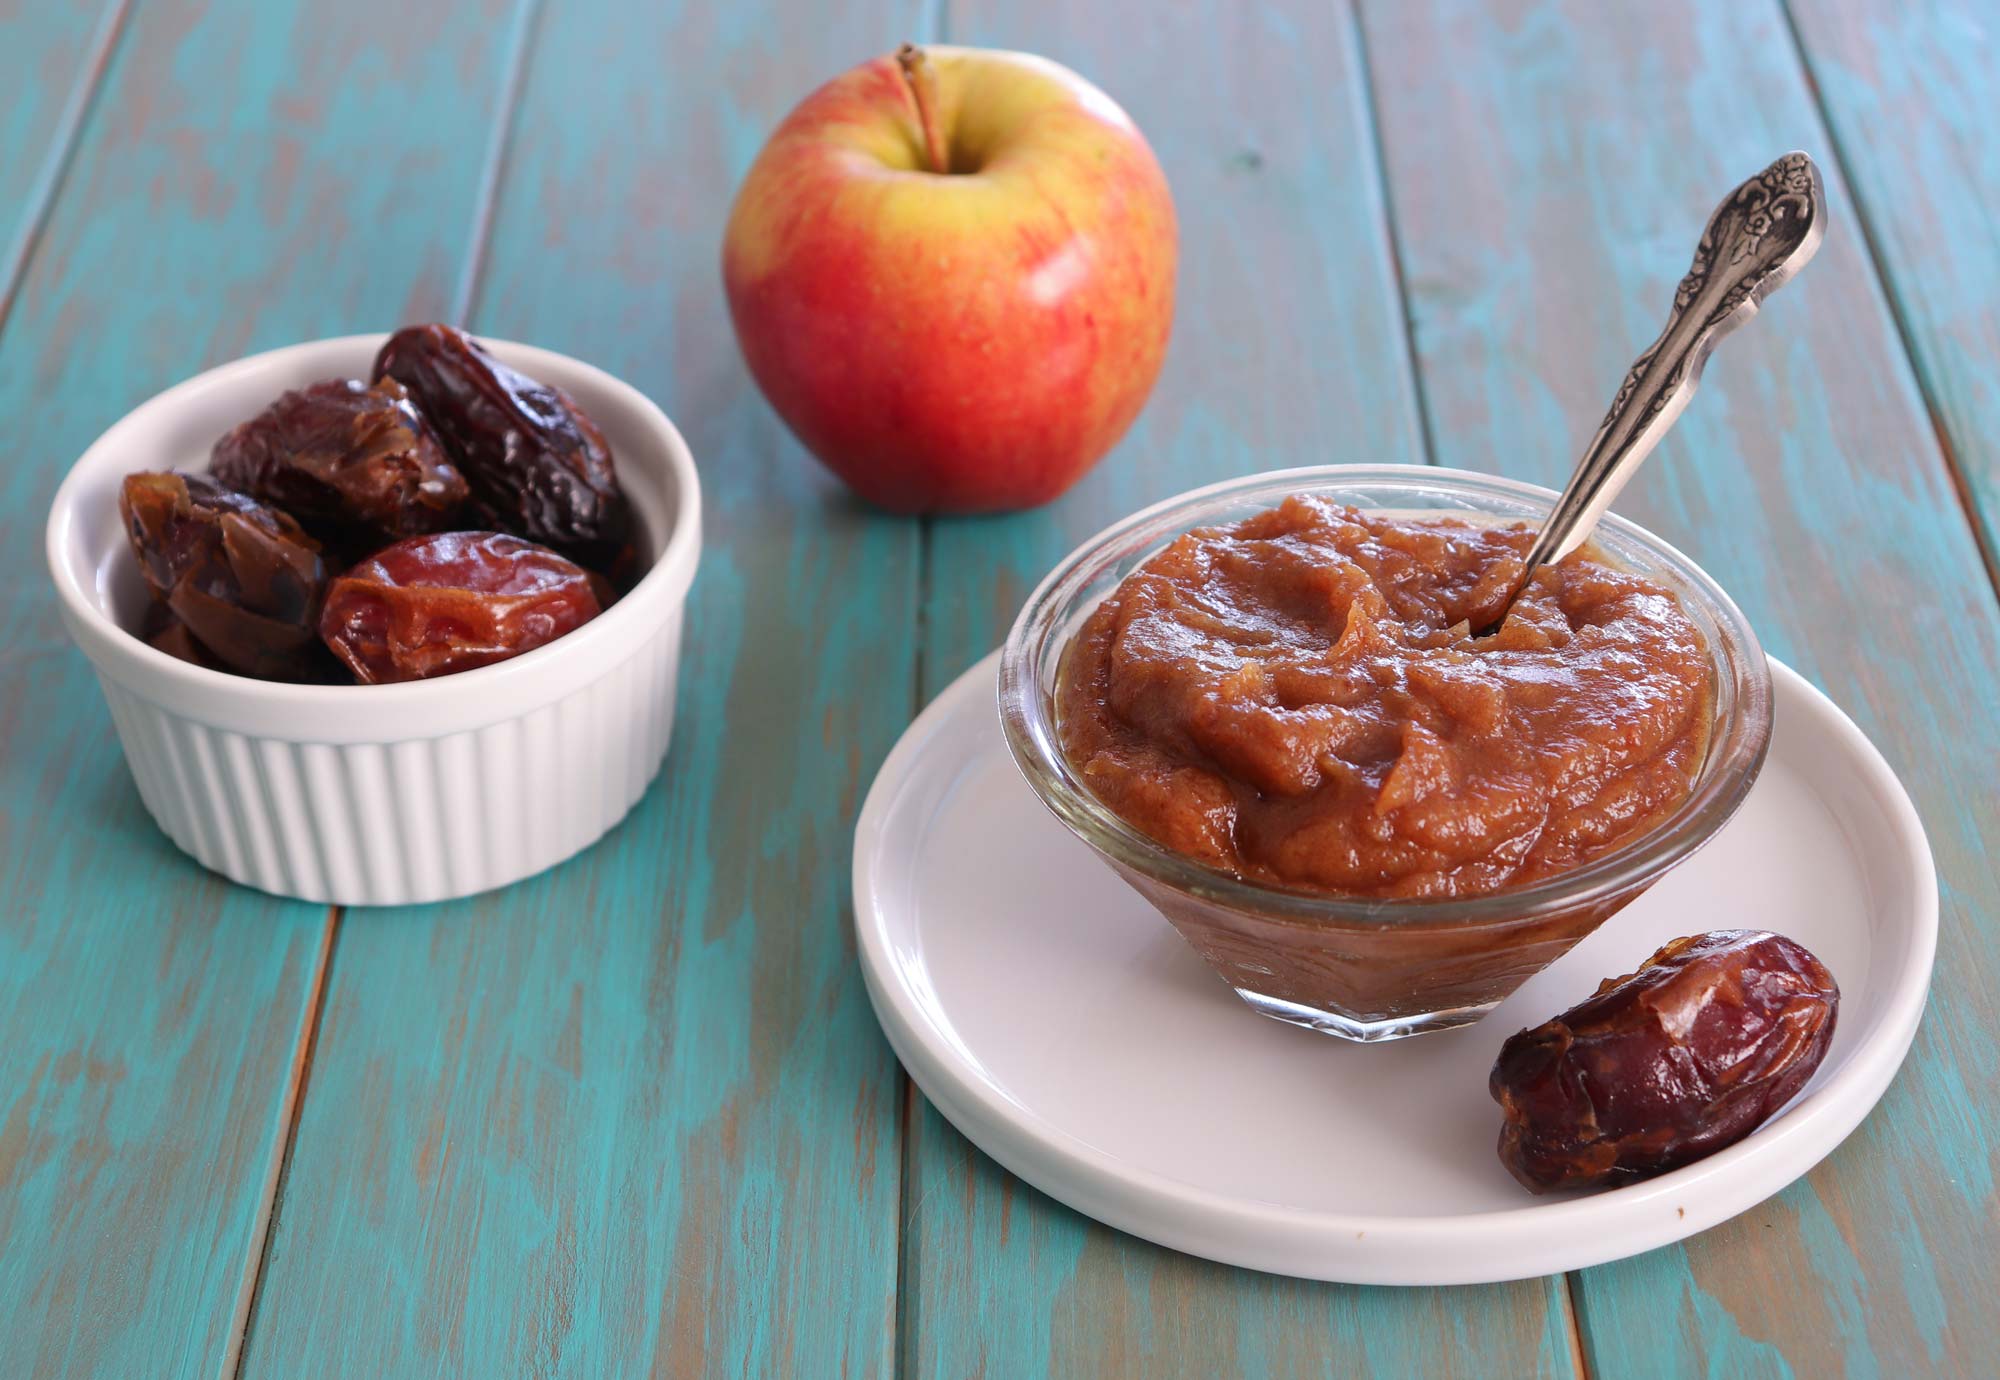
998, 465, 1773, 1042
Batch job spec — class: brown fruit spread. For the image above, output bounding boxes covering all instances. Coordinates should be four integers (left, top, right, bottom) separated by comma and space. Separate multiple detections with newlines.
1057, 498, 1712, 899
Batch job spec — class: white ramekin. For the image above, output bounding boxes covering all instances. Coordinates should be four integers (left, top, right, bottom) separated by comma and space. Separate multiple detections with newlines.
45, 334, 701, 907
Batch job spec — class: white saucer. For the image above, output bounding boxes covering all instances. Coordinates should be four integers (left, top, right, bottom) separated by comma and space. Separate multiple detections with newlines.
854, 651, 1936, 1285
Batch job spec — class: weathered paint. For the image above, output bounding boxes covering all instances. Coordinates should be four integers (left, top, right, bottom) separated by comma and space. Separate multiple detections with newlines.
1788, 0, 2000, 578
237, 0, 924, 1375
0, 1, 126, 316
1, 0, 1993, 1375
1359, 0, 1999, 1373
0, 0, 518, 1376
898, 1, 1576, 1376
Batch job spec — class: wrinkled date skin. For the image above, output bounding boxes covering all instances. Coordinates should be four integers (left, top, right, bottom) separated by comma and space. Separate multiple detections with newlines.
211, 377, 469, 545
373, 324, 631, 570
319, 531, 605, 684
1490, 930, 1839, 1193
119, 471, 331, 679
137, 602, 220, 669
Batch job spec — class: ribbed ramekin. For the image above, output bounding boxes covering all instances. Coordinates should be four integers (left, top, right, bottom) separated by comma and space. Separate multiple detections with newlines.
45, 334, 701, 906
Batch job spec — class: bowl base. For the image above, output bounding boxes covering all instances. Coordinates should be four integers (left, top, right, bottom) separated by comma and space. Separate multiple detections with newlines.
1232, 987, 1498, 1042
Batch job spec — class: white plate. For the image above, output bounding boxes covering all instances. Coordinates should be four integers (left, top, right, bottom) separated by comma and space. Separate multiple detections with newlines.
853, 650, 1936, 1285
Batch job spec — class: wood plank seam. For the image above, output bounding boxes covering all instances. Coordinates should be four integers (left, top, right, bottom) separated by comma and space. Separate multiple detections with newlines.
897, 519, 932, 1380
0, 0, 131, 334
224, 7, 543, 1370
1346, 1, 1597, 1366
1562, 1268, 1595, 1378
916, 0, 949, 54
893, 1066, 919, 1378
1353, 2, 2000, 1371
902, 0, 948, 1369
0, 0, 546, 1370
215, 2, 542, 1361
224, 908, 341, 1380
1343, 0, 1441, 474
226, 1, 922, 1370
450, 0, 545, 328
899, 2, 1571, 1369
1917, 399, 2000, 602
1773, 0, 2000, 606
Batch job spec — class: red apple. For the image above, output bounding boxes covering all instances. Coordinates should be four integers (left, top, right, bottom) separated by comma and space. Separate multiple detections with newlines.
722, 45, 1177, 512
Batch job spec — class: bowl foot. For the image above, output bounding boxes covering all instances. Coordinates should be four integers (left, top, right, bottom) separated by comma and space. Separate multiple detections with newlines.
1232, 987, 1498, 1042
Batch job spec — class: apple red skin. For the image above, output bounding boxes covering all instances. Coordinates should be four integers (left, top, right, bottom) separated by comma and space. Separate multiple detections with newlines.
722, 48, 1177, 513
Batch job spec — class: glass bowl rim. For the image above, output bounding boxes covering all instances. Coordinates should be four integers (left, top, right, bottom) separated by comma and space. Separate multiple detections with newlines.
996, 463, 1775, 931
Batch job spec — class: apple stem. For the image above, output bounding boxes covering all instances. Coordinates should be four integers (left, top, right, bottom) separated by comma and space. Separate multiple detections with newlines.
896, 43, 950, 174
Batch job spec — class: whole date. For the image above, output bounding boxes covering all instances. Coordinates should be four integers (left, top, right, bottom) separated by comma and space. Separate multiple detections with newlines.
373, 324, 630, 570
211, 377, 469, 545
319, 530, 605, 684
1489, 930, 1838, 1193
119, 471, 330, 679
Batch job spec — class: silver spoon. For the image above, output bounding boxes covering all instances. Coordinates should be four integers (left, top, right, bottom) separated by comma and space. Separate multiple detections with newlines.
1474, 151, 1827, 636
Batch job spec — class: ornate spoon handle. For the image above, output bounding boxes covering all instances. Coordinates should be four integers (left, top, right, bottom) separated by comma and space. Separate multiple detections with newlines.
1480, 152, 1826, 633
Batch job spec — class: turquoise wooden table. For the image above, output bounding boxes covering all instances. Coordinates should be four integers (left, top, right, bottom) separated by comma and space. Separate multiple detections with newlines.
2, 0, 1995, 1375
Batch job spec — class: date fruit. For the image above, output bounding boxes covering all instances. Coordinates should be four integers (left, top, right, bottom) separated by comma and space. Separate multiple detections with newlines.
137, 602, 220, 669
373, 324, 630, 569
211, 377, 468, 545
1490, 930, 1838, 1193
119, 471, 330, 679
319, 531, 605, 684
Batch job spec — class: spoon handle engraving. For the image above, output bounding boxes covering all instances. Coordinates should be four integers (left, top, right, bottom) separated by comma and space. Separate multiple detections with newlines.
1485, 153, 1826, 630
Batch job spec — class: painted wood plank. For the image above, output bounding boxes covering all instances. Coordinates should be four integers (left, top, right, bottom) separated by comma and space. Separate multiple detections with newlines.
1356, 0, 2000, 1374
0, 1, 520, 1376
1784, 0, 2000, 573
238, 2, 924, 1376
900, 2, 1579, 1376
0, 0, 124, 312
916, 0, 1430, 694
